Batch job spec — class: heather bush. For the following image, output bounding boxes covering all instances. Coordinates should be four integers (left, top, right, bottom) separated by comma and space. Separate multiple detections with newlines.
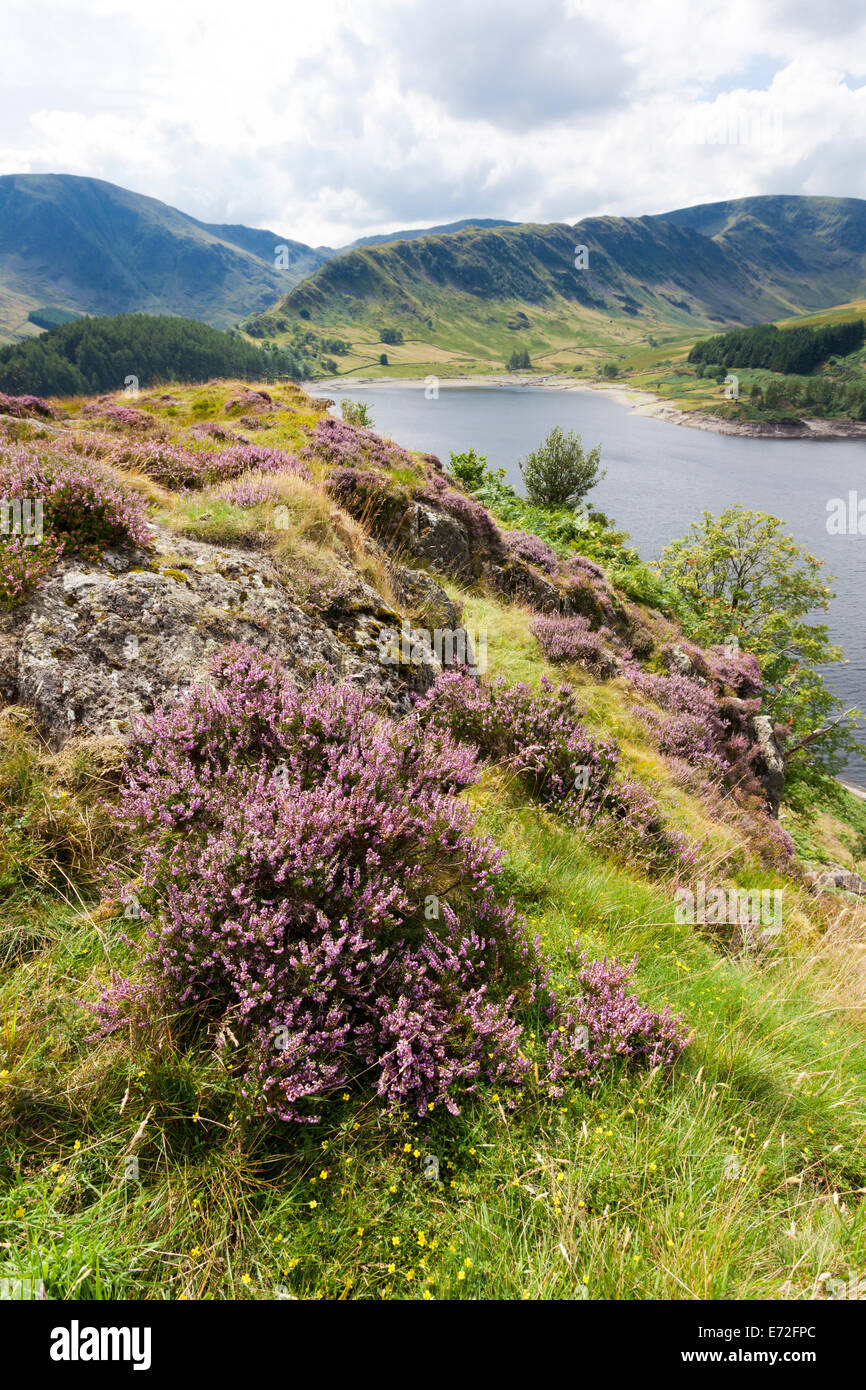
216, 475, 282, 508
82, 402, 159, 433
115, 439, 310, 489
0, 447, 149, 605
0, 391, 57, 420
531, 614, 617, 676
303, 416, 413, 471
627, 664, 730, 775
414, 672, 691, 867
545, 947, 691, 1090
224, 389, 274, 416
95, 646, 688, 1120
504, 529, 560, 574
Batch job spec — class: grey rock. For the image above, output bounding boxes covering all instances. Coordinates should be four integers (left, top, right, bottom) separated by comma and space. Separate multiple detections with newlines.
8, 526, 449, 748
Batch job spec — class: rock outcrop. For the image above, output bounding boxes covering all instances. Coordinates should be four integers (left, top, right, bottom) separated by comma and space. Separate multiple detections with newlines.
1, 525, 465, 747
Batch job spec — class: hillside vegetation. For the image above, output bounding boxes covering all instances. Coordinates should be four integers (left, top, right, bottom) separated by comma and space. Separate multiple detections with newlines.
0, 314, 306, 396
0, 383, 865, 1301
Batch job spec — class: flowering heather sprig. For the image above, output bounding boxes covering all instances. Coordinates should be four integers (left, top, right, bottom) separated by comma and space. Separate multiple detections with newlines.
0, 391, 58, 420
97, 645, 688, 1120
504, 529, 560, 574
413, 672, 691, 866
303, 416, 414, 471
531, 614, 617, 675
0, 446, 149, 605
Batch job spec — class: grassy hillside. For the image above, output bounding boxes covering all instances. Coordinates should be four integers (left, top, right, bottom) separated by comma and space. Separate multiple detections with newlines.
0, 174, 326, 341
0, 382, 865, 1301
247, 196, 866, 380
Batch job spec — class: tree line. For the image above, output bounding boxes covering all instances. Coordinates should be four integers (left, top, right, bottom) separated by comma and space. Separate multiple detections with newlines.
0, 314, 307, 396
688, 318, 865, 375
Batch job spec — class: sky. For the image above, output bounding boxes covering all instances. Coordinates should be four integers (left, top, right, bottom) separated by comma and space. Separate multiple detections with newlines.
2, 0, 865, 247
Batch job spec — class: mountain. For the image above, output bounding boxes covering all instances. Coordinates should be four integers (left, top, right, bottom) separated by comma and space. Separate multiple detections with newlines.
658, 195, 866, 316
343, 217, 518, 251
0, 176, 522, 343
249, 195, 866, 374
0, 173, 326, 338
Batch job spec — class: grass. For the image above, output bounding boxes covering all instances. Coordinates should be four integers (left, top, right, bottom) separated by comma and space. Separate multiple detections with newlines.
1, 378, 865, 1301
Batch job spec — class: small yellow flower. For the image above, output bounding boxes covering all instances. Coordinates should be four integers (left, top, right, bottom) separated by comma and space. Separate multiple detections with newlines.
14, 1206, 25, 1218
403, 1143, 412, 1153
423, 1289, 432, 1300
391, 1236, 400, 1246
240, 1274, 251, 1285
342, 1093, 350, 1101
464, 1258, 472, 1268
274, 1235, 283, 1244
457, 1270, 465, 1281
73, 1140, 81, 1151
309, 1200, 318, 1209
191, 1246, 201, 1257
388, 1263, 395, 1274
50, 1163, 59, 1173
319, 1170, 329, 1180
192, 1112, 200, 1123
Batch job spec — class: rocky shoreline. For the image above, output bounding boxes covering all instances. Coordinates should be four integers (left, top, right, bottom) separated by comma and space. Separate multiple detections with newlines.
310, 373, 866, 440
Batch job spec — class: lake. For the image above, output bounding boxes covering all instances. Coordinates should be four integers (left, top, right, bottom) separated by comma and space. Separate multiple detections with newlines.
308, 381, 866, 786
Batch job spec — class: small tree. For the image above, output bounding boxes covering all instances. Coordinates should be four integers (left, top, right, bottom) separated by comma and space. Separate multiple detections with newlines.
507, 348, 532, 371
519, 426, 605, 509
659, 505, 860, 809
448, 448, 488, 492
379, 353, 389, 366
340, 400, 374, 427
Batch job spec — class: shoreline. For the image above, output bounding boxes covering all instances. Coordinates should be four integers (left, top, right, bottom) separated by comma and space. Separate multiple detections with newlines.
307, 373, 866, 440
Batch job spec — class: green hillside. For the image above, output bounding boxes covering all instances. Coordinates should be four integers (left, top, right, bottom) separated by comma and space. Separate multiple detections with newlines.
0, 381, 865, 1301
247, 196, 866, 379
0, 174, 325, 340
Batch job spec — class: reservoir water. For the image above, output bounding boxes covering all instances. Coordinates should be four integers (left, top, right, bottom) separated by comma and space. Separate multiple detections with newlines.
310, 382, 866, 786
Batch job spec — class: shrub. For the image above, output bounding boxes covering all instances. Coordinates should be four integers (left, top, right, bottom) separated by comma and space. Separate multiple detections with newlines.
116, 440, 310, 489
531, 614, 617, 676
0, 447, 149, 605
0, 391, 57, 420
414, 672, 691, 867
504, 529, 560, 574
94, 647, 688, 1119
303, 416, 412, 471
519, 426, 605, 508
447, 448, 488, 492
340, 401, 374, 428
82, 403, 158, 433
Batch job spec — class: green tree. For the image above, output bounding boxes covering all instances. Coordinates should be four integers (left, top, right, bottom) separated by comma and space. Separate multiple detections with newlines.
658, 506, 860, 808
340, 400, 374, 428
447, 448, 488, 491
507, 348, 531, 371
519, 426, 604, 509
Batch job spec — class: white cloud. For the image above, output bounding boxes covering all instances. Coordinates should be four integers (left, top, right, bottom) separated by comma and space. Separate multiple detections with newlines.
0, 0, 863, 245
